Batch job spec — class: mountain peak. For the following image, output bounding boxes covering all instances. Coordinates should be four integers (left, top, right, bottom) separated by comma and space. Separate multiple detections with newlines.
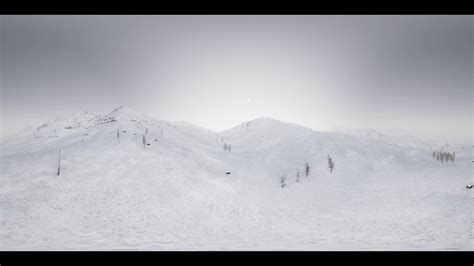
243, 117, 311, 131
249, 116, 282, 123
241, 117, 285, 127
220, 116, 313, 139
108, 106, 133, 114
104, 106, 151, 122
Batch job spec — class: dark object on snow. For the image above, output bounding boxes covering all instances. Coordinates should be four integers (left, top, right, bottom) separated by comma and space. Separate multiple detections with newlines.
147, 143, 151, 146
155, 139, 158, 141
122, 131, 127, 133
225, 172, 231, 175
57, 149, 61, 176
467, 185, 473, 189
134, 133, 137, 135
280, 174, 287, 188
328, 155, 335, 173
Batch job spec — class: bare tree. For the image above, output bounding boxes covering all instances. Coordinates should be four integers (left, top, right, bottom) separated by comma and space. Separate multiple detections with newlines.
296, 168, 300, 182
328, 155, 334, 173
57, 149, 61, 176
305, 163, 310, 177
280, 173, 287, 188
116, 130, 120, 143
449, 152, 455, 163
142, 135, 147, 149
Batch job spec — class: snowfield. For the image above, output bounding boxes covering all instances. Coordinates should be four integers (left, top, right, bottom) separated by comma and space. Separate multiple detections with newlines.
0, 107, 472, 250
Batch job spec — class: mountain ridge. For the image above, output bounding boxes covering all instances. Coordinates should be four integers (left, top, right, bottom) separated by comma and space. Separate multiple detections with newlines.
5, 106, 454, 149
0, 106, 471, 250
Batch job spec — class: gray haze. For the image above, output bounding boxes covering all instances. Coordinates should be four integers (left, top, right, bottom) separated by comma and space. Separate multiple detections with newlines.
1, 15, 472, 142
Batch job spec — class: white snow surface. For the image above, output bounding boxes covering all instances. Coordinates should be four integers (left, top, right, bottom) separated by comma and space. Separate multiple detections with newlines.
1, 108, 472, 250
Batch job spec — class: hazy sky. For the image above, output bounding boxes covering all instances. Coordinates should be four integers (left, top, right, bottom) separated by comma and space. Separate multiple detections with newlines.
1, 15, 472, 142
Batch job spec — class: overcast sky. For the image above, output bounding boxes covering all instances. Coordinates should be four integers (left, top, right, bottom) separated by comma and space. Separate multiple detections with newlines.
1, 15, 472, 142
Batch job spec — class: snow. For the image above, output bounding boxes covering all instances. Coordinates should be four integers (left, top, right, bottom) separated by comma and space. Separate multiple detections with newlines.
332, 126, 463, 151
0, 107, 472, 250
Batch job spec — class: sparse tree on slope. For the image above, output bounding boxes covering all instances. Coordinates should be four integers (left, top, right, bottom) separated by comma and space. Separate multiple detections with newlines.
296, 168, 300, 182
117, 130, 120, 143
328, 155, 334, 173
281, 173, 287, 188
305, 163, 310, 177
142, 135, 147, 149
57, 149, 61, 176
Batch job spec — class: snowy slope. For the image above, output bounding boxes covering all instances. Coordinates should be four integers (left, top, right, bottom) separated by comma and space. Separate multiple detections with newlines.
332, 127, 465, 151
5, 111, 101, 141
0, 107, 472, 250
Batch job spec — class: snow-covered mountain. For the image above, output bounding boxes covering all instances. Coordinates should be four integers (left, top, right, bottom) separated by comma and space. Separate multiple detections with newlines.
99, 106, 154, 124
331, 126, 465, 151
0, 107, 472, 250
13, 111, 102, 140
5, 106, 153, 141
